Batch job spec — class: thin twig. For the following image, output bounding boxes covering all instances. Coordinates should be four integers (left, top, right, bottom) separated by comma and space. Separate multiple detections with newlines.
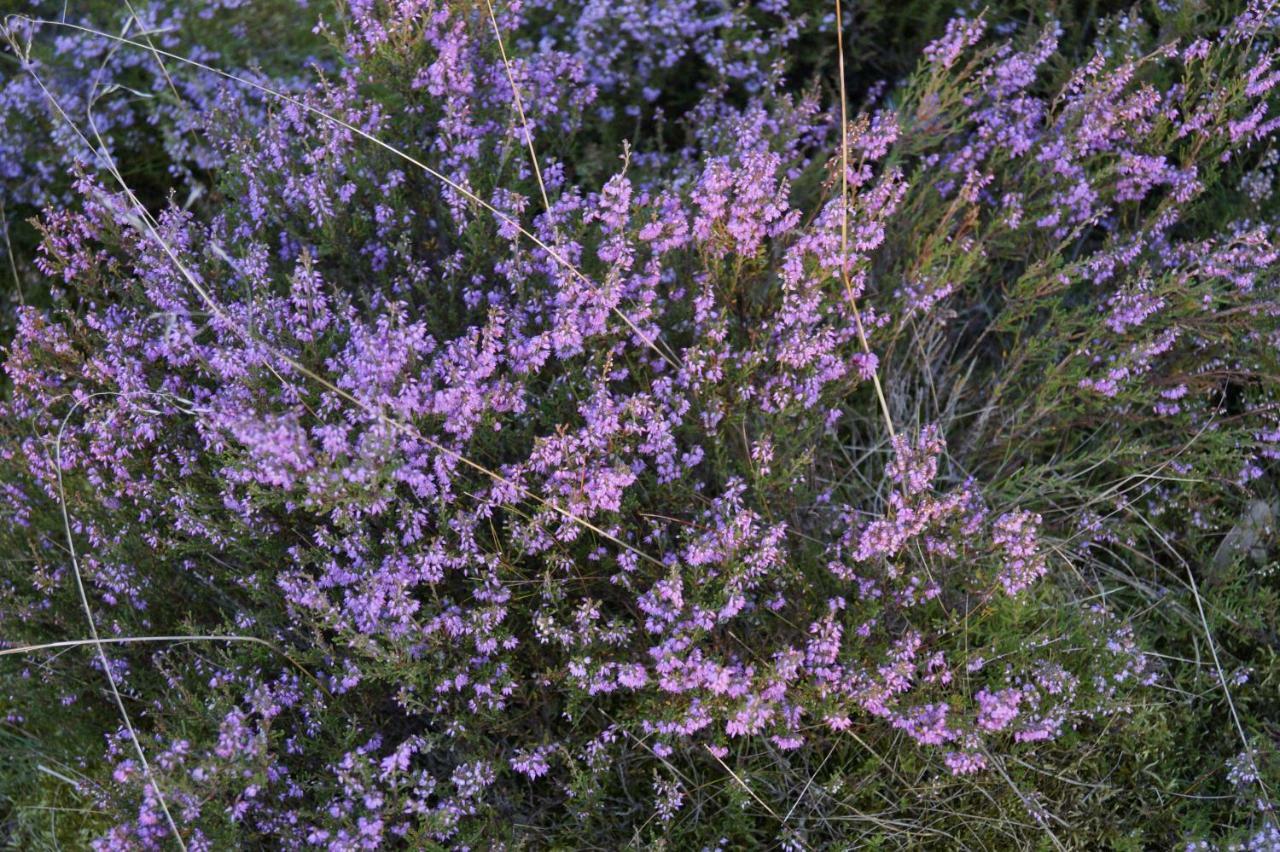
833, 0, 896, 442
53, 393, 186, 850
482, 0, 551, 214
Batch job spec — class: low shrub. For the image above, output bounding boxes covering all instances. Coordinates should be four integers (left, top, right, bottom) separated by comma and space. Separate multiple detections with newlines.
1, 0, 1279, 848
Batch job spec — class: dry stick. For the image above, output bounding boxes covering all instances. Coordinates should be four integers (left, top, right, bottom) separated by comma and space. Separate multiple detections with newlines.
602, 704, 790, 839
481, 0, 664, 408
37, 763, 94, 792
120, 0, 191, 132
1125, 503, 1274, 811
596, 709, 696, 790
482, 0, 551, 215
52, 393, 186, 852
0, 636, 329, 696
832, 0, 896, 443
0, 198, 21, 305
981, 746, 1068, 852
4, 15, 681, 372
781, 739, 837, 823
706, 748, 782, 821
48, 39, 336, 701
11, 28, 670, 577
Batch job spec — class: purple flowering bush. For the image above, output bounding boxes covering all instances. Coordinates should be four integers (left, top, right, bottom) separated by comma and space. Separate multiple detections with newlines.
2, 0, 1280, 848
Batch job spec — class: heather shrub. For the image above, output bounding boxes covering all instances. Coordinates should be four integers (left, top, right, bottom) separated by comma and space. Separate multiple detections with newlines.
1, 0, 1279, 849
